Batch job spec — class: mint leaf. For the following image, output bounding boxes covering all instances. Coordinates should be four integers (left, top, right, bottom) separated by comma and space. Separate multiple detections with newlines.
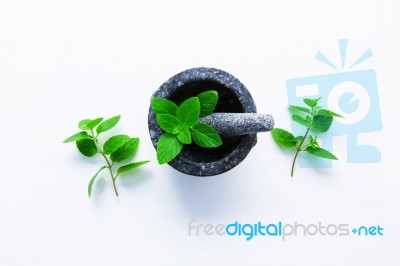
103, 135, 130, 155
292, 114, 311, 127
156, 114, 181, 134
96, 115, 121, 134
88, 166, 106, 198
295, 136, 304, 143
86, 118, 103, 130
65, 115, 150, 197
271, 128, 296, 147
317, 109, 343, 118
197, 90, 218, 116
309, 135, 319, 148
191, 123, 222, 148
177, 126, 192, 144
312, 115, 333, 132
110, 138, 139, 162
76, 139, 98, 157
78, 119, 92, 130
151, 98, 178, 116
63, 131, 90, 143
289, 105, 310, 114
152, 92, 222, 165
303, 98, 319, 107
271, 96, 343, 176
176, 97, 200, 127
306, 146, 338, 160
79, 118, 103, 130
117, 160, 150, 175
157, 133, 183, 164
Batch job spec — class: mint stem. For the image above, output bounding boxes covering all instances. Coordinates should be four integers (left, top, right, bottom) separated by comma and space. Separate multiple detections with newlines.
291, 128, 310, 177
112, 177, 119, 197
92, 131, 119, 196
101, 152, 119, 197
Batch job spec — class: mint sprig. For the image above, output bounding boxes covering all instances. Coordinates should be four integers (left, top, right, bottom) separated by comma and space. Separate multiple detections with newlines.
152, 90, 222, 164
271, 98, 343, 177
63, 115, 150, 197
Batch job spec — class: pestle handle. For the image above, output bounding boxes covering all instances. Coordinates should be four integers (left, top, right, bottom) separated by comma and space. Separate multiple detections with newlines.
198, 113, 274, 137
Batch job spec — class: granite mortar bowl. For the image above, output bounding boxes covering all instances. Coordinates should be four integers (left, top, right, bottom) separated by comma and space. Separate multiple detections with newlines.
148, 67, 258, 176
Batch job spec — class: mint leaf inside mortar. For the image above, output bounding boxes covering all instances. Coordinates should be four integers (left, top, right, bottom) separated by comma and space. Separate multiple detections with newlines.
152, 90, 222, 164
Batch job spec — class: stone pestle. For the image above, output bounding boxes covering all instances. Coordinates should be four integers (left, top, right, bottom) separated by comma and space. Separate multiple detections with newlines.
199, 113, 274, 137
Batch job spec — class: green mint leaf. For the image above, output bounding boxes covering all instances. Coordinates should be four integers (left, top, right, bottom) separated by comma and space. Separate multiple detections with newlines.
86, 118, 103, 129
96, 115, 121, 135
88, 166, 106, 198
176, 97, 200, 127
275, 96, 342, 176
197, 90, 218, 116
303, 98, 319, 107
309, 135, 319, 148
177, 126, 192, 144
271, 128, 296, 147
79, 118, 103, 130
76, 139, 98, 157
110, 138, 139, 162
325, 109, 343, 118
289, 105, 310, 114
156, 114, 181, 134
151, 98, 178, 116
312, 115, 333, 132
191, 123, 222, 148
317, 109, 343, 118
78, 119, 92, 130
117, 160, 150, 175
295, 136, 304, 143
292, 114, 311, 128
103, 135, 131, 155
306, 146, 338, 160
156, 133, 184, 164
66, 115, 150, 197
63, 131, 90, 143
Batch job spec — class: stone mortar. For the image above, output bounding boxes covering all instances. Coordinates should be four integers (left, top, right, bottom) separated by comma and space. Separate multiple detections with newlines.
148, 67, 273, 176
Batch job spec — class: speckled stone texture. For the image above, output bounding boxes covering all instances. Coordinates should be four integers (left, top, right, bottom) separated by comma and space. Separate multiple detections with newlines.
148, 67, 272, 176
199, 113, 274, 137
